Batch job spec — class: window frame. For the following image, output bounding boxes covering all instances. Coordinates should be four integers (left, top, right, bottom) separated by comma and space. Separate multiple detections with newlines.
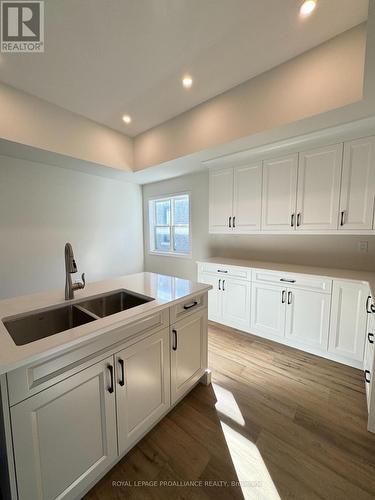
148, 192, 192, 259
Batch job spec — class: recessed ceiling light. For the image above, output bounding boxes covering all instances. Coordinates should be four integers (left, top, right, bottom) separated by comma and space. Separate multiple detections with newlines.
300, 0, 317, 16
122, 114, 131, 124
182, 75, 193, 89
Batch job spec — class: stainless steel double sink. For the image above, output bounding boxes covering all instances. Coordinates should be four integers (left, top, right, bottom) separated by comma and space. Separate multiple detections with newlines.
2, 290, 154, 346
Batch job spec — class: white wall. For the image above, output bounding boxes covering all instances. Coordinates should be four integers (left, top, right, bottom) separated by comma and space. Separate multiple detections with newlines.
0, 155, 144, 299
143, 172, 212, 280
134, 24, 366, 169
143, 171, 375, 281
0, 83, 133, 172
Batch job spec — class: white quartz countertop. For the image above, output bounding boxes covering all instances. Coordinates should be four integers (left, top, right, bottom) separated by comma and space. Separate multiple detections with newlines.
197, 257, 375, 292
0, 272, 211, 375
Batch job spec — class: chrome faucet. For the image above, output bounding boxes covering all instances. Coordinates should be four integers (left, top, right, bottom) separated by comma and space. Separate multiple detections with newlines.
64, 243, 85, 300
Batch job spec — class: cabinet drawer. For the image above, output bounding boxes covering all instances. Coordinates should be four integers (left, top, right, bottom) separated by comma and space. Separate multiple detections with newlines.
170, 293, 207, 324
198, 262, 251, 281
253, 269, 332, 293
7, 308, 169, 406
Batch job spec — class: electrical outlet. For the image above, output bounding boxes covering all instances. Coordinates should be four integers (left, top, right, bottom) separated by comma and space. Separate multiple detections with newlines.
359, 241, 368, 253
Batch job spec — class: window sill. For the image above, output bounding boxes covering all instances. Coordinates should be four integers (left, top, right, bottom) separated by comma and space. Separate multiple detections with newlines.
148, 250, 192, 260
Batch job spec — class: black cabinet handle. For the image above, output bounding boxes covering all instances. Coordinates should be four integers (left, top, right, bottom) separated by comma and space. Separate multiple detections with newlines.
118, 358, 125, 387
222, 280, 225, 291
184, 300, 198, 310
107, 364, 114, 394
172, 329, 178, 351
366, 295, 372, 314
340, 210, 345, 226
229, 216, 232, 228
297, 213, 301, 227
287, 291, 292, 305
233, 216, 236, 228
280, 278, 296, 283
368, 332, 374, 344
218, 279, 221, 290
291, 213, 295, 227
365, 370, 371, 384
282, 290, 286, 304
217, 269, 228, 273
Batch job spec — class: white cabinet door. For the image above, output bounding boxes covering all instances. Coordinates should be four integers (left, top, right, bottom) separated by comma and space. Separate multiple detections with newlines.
339, 136, 375, 230
233, 163, 262, 232
209, 167, 233, 233
296, 144, 343, 230
198, 272, 222, 322
251, 283, 286, 338
115, 328, 171, 455
221, 277, 251, 330
11, 356, 117, 500
171, 309, 207, 404
285, 289, 330, 350
262, 154, 298, 231
328, 281, 368, 362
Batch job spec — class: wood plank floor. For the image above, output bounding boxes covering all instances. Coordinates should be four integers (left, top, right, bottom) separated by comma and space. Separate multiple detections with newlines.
85, 323, 375, 500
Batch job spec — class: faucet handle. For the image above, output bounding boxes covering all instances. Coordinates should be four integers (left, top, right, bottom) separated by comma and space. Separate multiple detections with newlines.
80, 273, 86, 289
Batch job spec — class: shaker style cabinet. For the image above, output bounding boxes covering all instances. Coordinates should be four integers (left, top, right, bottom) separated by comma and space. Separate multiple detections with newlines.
296, 144, 342, 231
115, 328, 170, 455
328, 281, 369, 362
170, 309, 207, 404
209, 163, 262, 233
261, 154, 298, 231
285, 288, 330, 350
208, 135, 375, 234
198, 272, 251, 330
209, 167, 233, 233
11, 356, 118, 500
339, 136, 375, 230
251, 283, 286, 338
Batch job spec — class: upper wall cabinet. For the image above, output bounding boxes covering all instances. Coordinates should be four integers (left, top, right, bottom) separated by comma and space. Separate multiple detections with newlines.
296, 144, 343, 231
209, 167, 233, 233
208, 135, 375, 235
209, 163, 262, 233
339, 136, 375, 230
262, 154, 298, 231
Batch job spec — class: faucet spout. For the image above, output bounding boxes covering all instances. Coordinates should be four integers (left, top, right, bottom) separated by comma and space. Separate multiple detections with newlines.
65, 243, 86, 300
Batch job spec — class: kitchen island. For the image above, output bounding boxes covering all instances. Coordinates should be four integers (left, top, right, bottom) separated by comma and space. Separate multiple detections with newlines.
0, 272, 211, 500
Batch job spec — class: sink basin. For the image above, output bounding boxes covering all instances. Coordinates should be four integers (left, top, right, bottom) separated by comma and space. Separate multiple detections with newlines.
78, 290, 153, 318
3, 305, 97, 346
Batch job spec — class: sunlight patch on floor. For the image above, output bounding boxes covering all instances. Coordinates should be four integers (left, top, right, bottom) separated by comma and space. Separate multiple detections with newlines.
220, 422, 281, 500
213, 383, 245, 426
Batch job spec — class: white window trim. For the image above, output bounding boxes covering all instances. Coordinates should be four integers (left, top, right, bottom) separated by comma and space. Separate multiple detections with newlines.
148, 191, 192, 259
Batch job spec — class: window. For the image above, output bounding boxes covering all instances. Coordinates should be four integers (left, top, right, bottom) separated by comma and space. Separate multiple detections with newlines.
148, 193, 191, 256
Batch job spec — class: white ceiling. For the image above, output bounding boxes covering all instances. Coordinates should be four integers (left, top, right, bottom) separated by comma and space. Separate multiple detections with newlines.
0, 0, 369, 137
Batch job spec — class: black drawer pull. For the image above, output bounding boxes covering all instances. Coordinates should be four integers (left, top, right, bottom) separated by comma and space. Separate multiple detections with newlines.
368, 333, 374, 344
287, 291, 292, 305
217, 269, 228, 273
218, 279, 221, 291
365, 370, 371, 384
118, 358, 125, 387
107, 364, 114, 394
184, 301, 198, 310
229, 216, 232, 228
280, 278, 296, 283
281, 290, 286, 304
291, 213, 295, 227
172, 329, 178, 351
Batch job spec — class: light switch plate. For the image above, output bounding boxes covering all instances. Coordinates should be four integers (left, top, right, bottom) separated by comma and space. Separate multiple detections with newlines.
359, 241, 369, 253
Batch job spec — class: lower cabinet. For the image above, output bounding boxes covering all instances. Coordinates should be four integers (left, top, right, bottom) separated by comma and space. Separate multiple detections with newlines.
328, 281, 369, 362
251, 283, 330, 350
115, 328, 170, 455
199, 273, 251, 330
171, 309, 207, 404
251, 283, 286, 338
11, 356, 118, 500
285, 288, 330, 350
